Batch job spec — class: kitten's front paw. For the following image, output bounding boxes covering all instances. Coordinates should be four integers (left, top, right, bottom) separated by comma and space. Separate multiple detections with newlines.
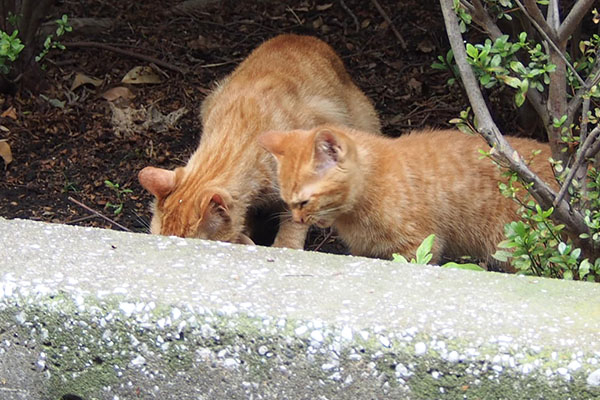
272, 222, 308, 249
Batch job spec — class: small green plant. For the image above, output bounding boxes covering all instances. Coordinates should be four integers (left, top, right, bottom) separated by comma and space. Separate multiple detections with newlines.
393, 234, 436, 264
393, 234, 485, 271
36, 14, 72, 62
0, 30, 25, 75
104, 180, 132, 216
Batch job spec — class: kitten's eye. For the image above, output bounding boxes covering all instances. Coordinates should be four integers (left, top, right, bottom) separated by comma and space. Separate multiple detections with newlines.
297, 200, 309, 209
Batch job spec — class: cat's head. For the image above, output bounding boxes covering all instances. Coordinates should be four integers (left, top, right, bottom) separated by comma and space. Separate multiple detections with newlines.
138, 166, 253, 244
259, 125, 359, 228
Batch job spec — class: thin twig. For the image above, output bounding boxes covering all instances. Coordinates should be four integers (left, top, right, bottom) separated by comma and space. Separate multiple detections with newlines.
66, 214, 98, 224
340, 0, 360, 33
439, 0, 589, 238
369, 0, 407, 49
558, 0, 596, 43
515, 0, 585, 87
553, 126, 600, 207
568, 48, 600, 117
523, 0, 556, 41
68, 196, 132, 232
64, 41, 188, 75
461, 0, 548, 127
313, 229, 334, 252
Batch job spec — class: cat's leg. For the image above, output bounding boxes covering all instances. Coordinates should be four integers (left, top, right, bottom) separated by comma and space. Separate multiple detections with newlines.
273, 220, 308, 249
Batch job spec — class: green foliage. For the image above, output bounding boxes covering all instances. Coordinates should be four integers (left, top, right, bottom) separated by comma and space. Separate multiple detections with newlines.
0, 30, 24, 74
431, 49, 459, 86
393, 234, 485, 271
0, 13, 71, 77
493, 167, 600, 281
440, 1, 600, 281
104, 180, 132, 216
448, 107, 477, 135
464, 33, 555, 107
393, 234, 435, 264
36, 14, 72, 63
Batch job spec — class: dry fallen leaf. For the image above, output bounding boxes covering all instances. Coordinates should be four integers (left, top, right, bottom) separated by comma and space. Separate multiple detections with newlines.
417, 39, 435, 53
101, 86, 135, 102
71, 72, 103, 91
316, 3, 333, 11
1, 106, 17, 120
0, 139, 13, 166
109, 103, 187, 137
407, 77, 422, 94
121, 66, 162, 84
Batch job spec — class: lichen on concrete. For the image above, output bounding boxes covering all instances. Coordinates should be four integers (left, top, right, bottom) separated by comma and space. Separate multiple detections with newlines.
1, 217, 600, 399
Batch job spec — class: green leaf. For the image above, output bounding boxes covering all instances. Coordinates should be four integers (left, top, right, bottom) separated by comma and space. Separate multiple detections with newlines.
492, 250, 513, 261
393, 254, 409, 263
466, 43, 478, 59
415, 234, 436, 264
441, 262, 485, 271
509, 60, 527, 75
515, 91, 526, 107
579, 259, 591, 276
501, 76, 521, 88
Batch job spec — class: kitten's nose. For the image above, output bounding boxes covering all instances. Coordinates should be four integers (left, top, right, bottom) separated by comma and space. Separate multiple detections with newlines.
292, 211, 304, 224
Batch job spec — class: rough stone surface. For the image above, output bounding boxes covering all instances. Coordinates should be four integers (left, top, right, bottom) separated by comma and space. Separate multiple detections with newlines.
0, 217, 599, 399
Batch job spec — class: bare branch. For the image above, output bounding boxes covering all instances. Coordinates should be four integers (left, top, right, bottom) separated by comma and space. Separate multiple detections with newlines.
439, 0, 589, 237
568, 48, 600, 117
68, 197, 132, 232
522, 0, 557, 41
339, 0, 360, 33
470, 0, 503, 39
369, 0, 407, 50
553, 126, 600, 207
459, 0, 475, 14
64, 41, 189, 75
464, 0, 548, 129
558, 0, 596, 43
515, 0, 585, 86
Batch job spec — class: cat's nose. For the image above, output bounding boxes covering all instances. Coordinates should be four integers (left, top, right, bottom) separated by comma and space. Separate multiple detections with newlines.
291, 211, 304, 224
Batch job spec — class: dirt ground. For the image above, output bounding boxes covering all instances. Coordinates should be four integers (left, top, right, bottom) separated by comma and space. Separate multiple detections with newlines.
0, 0, 527, 254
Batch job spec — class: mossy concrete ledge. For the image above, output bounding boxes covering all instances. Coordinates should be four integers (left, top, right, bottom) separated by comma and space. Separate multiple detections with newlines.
0, 218, 599, 400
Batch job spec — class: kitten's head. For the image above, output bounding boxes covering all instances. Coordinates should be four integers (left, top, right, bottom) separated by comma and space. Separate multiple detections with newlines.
138, 166, 253, 244
259, 125, 359, 228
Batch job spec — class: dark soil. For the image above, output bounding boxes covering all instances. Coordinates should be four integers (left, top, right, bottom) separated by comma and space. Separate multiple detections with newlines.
0, 0, 527, 254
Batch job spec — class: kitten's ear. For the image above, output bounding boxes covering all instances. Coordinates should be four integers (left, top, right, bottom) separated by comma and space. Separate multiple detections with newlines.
258, 130, 286, 157
138, 167, 176, 199
199, 190, 233, 235
210, 192, 229, 211
314, 128, 348, 171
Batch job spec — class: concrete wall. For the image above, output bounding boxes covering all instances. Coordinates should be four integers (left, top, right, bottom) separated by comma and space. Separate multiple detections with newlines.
0, 217, 599, 399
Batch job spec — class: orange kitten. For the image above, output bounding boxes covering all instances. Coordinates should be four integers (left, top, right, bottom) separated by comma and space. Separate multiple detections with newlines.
138, 34, 380, 247
259, 125, 555, 269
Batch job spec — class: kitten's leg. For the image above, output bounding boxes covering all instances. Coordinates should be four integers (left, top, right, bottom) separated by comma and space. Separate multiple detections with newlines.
273, 220, 308, 249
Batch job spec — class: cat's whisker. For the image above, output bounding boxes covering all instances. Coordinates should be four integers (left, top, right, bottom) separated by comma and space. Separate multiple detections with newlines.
133, 211, 151, 232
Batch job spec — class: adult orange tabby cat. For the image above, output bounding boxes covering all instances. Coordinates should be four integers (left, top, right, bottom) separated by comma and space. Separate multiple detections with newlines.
259, 125, 554, 269
138, 35, 380, 247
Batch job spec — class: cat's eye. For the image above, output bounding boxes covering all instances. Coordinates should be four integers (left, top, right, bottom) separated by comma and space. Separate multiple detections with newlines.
296, 200, 309, 209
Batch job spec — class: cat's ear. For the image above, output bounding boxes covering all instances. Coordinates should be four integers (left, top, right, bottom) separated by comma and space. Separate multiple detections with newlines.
199, 190, 233, 235
210, 193, 229, 212
314, 128, 348, 171
258, 131, 286, 157
138, 167, 176, 199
